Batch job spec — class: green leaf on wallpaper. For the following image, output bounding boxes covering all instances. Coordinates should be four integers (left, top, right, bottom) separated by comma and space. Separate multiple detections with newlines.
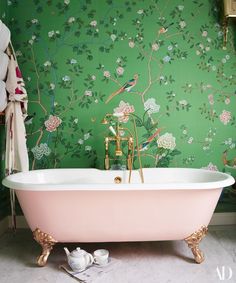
170, 150, 181, 156
135, 119, 142, 127
88, 9, 96, 18
144, 118, 153, 130
99, 46, 105, 52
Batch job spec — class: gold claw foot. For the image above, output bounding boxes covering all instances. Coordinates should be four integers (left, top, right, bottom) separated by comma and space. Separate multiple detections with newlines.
184, 226, 208, 264
33, 228, 57, 267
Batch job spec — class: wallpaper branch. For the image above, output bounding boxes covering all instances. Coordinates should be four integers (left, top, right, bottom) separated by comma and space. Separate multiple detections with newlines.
1, 0, 235, 212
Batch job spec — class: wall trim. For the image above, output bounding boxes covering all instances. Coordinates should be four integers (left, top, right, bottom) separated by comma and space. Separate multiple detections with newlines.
0, 213, 235, 236
209, 212, 236, 226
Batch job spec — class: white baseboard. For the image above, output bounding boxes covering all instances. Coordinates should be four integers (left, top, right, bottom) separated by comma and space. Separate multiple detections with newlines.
209, 212, 236, 225
8, 215, 29, 229
0, 213, 236, 236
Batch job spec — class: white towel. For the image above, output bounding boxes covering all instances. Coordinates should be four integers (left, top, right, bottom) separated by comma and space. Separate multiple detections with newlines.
0, 20, 10, 52
5, 54, 28, 173
0, 51, 9, 80
0, 80, 7, 112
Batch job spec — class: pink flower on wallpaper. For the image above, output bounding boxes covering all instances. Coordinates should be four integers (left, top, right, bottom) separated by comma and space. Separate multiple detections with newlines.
202, 162, 218, 171
219, 110, 231, 125
44, 115, 62, 132
113, 100, 135, 123
116, 66, 124, 76
103, 70, 110, 78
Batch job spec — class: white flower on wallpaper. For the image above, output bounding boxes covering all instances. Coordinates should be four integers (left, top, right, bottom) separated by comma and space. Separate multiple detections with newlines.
43, 61, 51, 67
28, 35, 36, 45
179, 21, 186, 29
48, 30, 60, 38
225, 98, 230, 105
90, 20, 97, 27
188, 137, 194, 144
144, 98, 160, 114
179, 100, 188, 106
157, 133, 176, 150
84, 133, 90, 140
137, 9, 144, 14
84, 90, 93, 96
129, 41, 135, 48
31, 143, 51, 160
62, 75, 71, 81
110, 34, 116, 41
68, 17, 75, 24
31, 18, 39, 24
223, 138, 235, 149
208, 94, 214, 105
70, 59, 77, 64
103, 70, 111, 78
178, 5, 184, 11
152, 43, 159, 51
49, 83, 55, 90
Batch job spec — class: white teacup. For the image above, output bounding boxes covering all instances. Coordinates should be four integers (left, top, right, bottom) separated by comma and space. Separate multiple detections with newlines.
93, 249, 109, 266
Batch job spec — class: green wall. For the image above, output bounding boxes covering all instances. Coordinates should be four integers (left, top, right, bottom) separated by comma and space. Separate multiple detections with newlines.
2, 0, 236, 213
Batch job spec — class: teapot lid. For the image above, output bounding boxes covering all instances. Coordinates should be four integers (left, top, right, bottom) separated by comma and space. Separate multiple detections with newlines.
70, 247, 86, 257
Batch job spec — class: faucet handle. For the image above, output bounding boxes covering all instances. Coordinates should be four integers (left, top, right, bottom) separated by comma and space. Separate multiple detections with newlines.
105, 155, 110, 170
115, 149, 123, 156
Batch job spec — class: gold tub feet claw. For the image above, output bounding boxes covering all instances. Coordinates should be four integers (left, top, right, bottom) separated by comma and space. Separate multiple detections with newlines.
184, 226, 208, 264
33, 228, 58, 267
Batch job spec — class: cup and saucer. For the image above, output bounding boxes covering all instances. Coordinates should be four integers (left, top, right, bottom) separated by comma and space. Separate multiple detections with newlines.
93, 249, 110, 267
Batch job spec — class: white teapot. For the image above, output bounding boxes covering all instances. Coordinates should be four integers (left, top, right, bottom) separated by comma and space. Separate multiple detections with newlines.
64, 247, 94, 272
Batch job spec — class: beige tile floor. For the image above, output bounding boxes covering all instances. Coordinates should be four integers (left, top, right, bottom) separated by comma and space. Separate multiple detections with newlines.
0, 226, 235, 283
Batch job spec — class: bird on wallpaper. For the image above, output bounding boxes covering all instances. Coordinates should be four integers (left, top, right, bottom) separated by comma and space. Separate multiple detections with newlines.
105, 74, 139, 104
158, 22, 174, 34
222, 150, 236, 167
138, 128, 162, 151
24, 112, 36, 125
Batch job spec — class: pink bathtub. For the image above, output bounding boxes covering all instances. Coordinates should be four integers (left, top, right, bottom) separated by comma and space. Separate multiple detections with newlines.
2, 168, 234, 266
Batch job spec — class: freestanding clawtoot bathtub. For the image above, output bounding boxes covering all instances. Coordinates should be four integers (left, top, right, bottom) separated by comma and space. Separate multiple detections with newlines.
2, 168, 235, 266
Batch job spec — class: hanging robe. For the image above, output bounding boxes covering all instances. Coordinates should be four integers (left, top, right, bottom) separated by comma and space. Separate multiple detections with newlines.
5, 53, 29, 174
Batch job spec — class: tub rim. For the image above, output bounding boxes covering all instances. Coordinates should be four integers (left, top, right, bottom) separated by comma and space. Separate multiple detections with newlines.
2, 167, 235, 191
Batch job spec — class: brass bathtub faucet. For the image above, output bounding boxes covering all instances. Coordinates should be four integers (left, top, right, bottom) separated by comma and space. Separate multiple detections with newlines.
104, 129, 134, 170
102, 112, 144, 183
102, 113, 134, 171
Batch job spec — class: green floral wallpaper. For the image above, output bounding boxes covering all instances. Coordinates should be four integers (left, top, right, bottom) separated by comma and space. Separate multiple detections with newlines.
2, 0, 236, 212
